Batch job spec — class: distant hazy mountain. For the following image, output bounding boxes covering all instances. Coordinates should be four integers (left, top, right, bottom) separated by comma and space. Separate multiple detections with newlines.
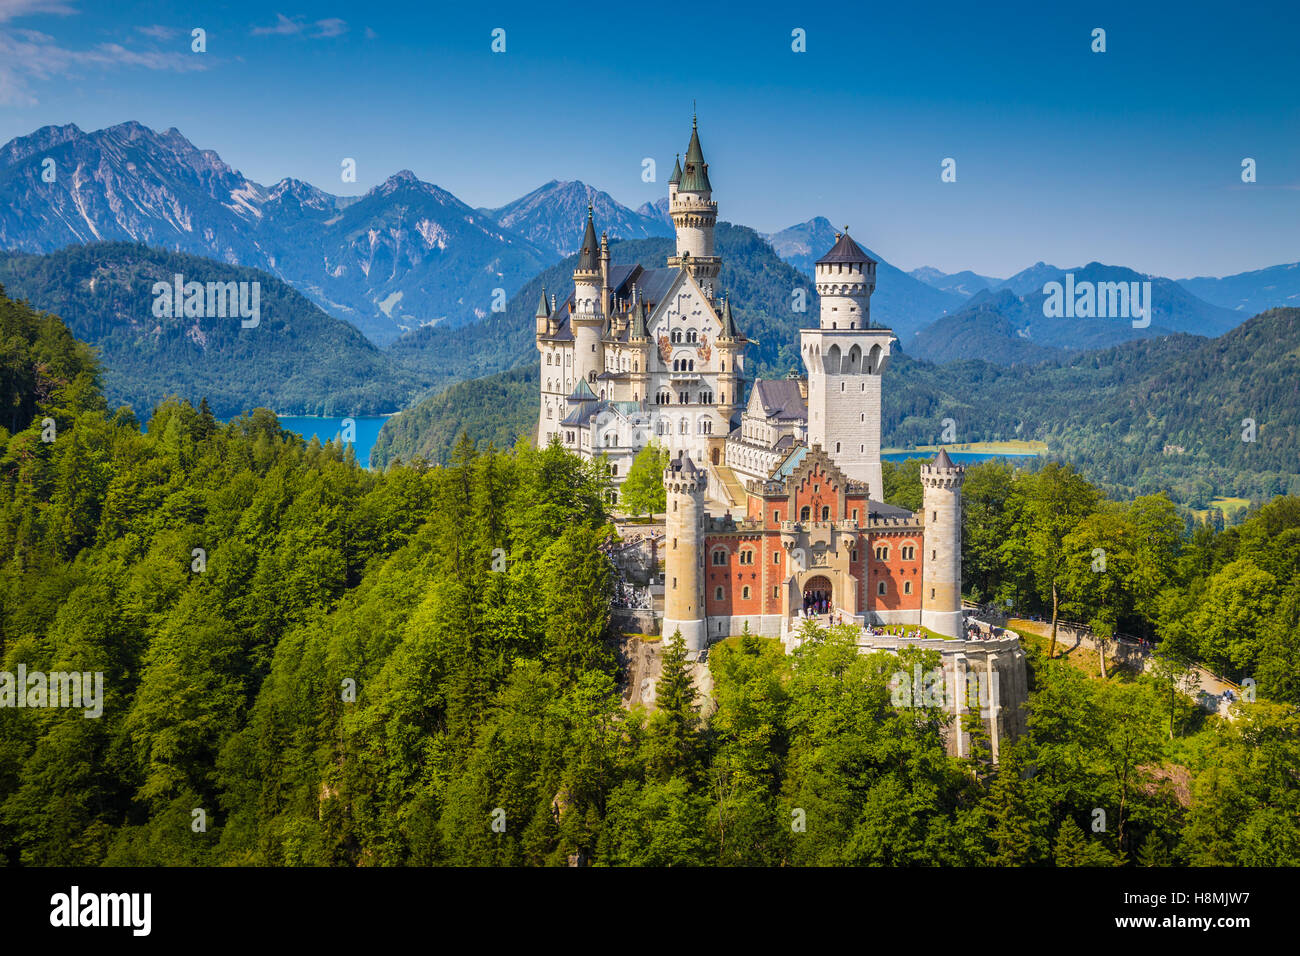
0, 243, 426, 418
997, 261, 1065, 296
761, 216, 966, 339
1178, 261, 1300, 316
908, 263, 1240, 365
0, 122, 551, 345
480, 180, 673, 258
909, 266, 1002, 298
636, 197, 673, 227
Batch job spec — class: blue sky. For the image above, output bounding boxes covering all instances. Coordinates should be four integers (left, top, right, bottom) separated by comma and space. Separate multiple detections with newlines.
1, 0, 1297, 278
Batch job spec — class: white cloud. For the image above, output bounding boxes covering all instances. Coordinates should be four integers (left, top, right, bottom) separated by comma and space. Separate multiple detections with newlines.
313, 18, 346, 38
0, 26, 208, 105
251, 13, 301, 36
0, 0, 75, 23
136, 24, 179, 41
251, 13, 348, 39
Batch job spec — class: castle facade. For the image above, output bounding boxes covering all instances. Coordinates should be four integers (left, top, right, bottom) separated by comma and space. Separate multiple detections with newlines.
538, 118, 967, 650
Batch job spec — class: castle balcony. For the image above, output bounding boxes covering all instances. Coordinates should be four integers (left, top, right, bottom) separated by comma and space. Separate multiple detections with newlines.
668, 371, 701, 384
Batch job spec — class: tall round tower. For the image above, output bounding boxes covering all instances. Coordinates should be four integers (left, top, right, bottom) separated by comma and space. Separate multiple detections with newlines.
801, 228, 892, 500
667, 115, 720, 288
571, 205, 605, 390
920, 449, 965, 637
663, 453, 708, 652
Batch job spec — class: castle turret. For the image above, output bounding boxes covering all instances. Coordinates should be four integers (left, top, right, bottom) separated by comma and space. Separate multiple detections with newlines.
667, 115, 720, 288
800, 228, 892, 499
628, 289, 651, 403
534, 284, 551, 336
663, 453, 708, 651
572, 205, 605, 390
715, 294, 745, 430
921, 449, 965, 637
668, 153, 682, 203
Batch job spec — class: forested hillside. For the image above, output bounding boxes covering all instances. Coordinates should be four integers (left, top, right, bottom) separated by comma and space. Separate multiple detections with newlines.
0, 244, 427, 418
1, 291, 1297, 866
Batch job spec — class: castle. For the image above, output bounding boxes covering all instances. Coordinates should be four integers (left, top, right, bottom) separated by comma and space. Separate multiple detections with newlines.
537, 117, 969, 651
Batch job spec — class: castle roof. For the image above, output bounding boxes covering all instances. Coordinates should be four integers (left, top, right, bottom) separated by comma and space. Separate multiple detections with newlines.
679, 117, 712, 193
568, 379, 597, 402
816, 230, 876, 266
932, 448, 954, 469
576, 206, 600, 272
753, 378, 807, 422
669, 154, 682, 184
668, 452, 700, 476
534, 285, 551, 319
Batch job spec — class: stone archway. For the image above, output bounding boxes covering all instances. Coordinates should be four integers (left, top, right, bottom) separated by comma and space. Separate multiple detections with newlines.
802, 575, 833, 614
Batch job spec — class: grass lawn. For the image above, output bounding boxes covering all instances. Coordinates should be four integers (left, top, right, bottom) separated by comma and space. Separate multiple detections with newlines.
1189, 496, 1254, 521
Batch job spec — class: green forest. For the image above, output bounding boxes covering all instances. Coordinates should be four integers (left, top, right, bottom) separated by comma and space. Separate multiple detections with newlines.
2, 289, 1297, 866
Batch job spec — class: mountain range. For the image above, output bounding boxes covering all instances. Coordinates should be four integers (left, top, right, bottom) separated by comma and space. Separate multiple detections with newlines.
907, 263, 1241, 365
478, 179, 673, 258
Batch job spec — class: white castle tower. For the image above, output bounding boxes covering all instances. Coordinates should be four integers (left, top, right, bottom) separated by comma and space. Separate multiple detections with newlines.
921, 449, 965, 637
663, 453, 708, 652
666, 115, 720, 291
571, 205, 605, 389
800, 228, 892, 500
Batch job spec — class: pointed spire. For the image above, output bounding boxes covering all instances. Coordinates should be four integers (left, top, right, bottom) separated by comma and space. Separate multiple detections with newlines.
629, 287, 649, 341
933, 448, 954, 469
535, 284, 551, 319
669, 153, 682, 184
576, 203, 600, 272
680, 114, 711, 192
718, 292, 740, 341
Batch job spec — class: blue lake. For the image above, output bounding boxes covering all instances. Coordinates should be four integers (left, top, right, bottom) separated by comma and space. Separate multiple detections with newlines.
275, 416, 390, 467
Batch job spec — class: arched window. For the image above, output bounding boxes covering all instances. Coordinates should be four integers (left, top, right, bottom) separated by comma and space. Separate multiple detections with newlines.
904, 581, 913, 595
679, 418, 688, 435
742, 586, 751, 599
715, 587, 724, 600
712, 548, 728, 565
878, 581, 887, 596
800, 506, 811, 522
821, 506, 829, 520
875, 544, 889, 561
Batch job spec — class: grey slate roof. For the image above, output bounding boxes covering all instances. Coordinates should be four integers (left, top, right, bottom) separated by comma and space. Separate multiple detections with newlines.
933, 448, 954, 469
816, 230, 876, 266
753, 379, 808, 422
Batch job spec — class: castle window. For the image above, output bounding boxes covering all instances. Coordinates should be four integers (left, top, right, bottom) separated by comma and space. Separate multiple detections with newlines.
742, 586, 751, 600
932, 511, 937, 522
840, 383, 845, 392
835, 442, 841, 453
547, 355, 552, 365
821, 506, 829, 520
851, 549, 858, 562
852, 508, 859, 521
902, 545, 916, 561
773, 552, 780, 564
740, 549, 754, 565
877, 581, 887, 596
800, 506, 810, 522
875, 545, 889, 560
712, 549, 727, 566
591, 344, 596, 352
716, 587, 724, 600
904, 581, 913, 595
773, 586, 779, 598
772, 512, 779, 524
547, 407, 553, 419
611, 464, 618, 476
860, 383, 865, 391
679, 418, 689, 434
860, 445, 864, 453
860, 413, 865, 422
931, 588, 936, 599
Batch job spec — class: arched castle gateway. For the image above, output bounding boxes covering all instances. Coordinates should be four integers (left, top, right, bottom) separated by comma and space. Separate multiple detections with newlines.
542, 119, 1024, 735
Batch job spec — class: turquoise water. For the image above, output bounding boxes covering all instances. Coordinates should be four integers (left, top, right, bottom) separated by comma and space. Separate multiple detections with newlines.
276, 415, 390, 467
882, 450, 1040, 465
